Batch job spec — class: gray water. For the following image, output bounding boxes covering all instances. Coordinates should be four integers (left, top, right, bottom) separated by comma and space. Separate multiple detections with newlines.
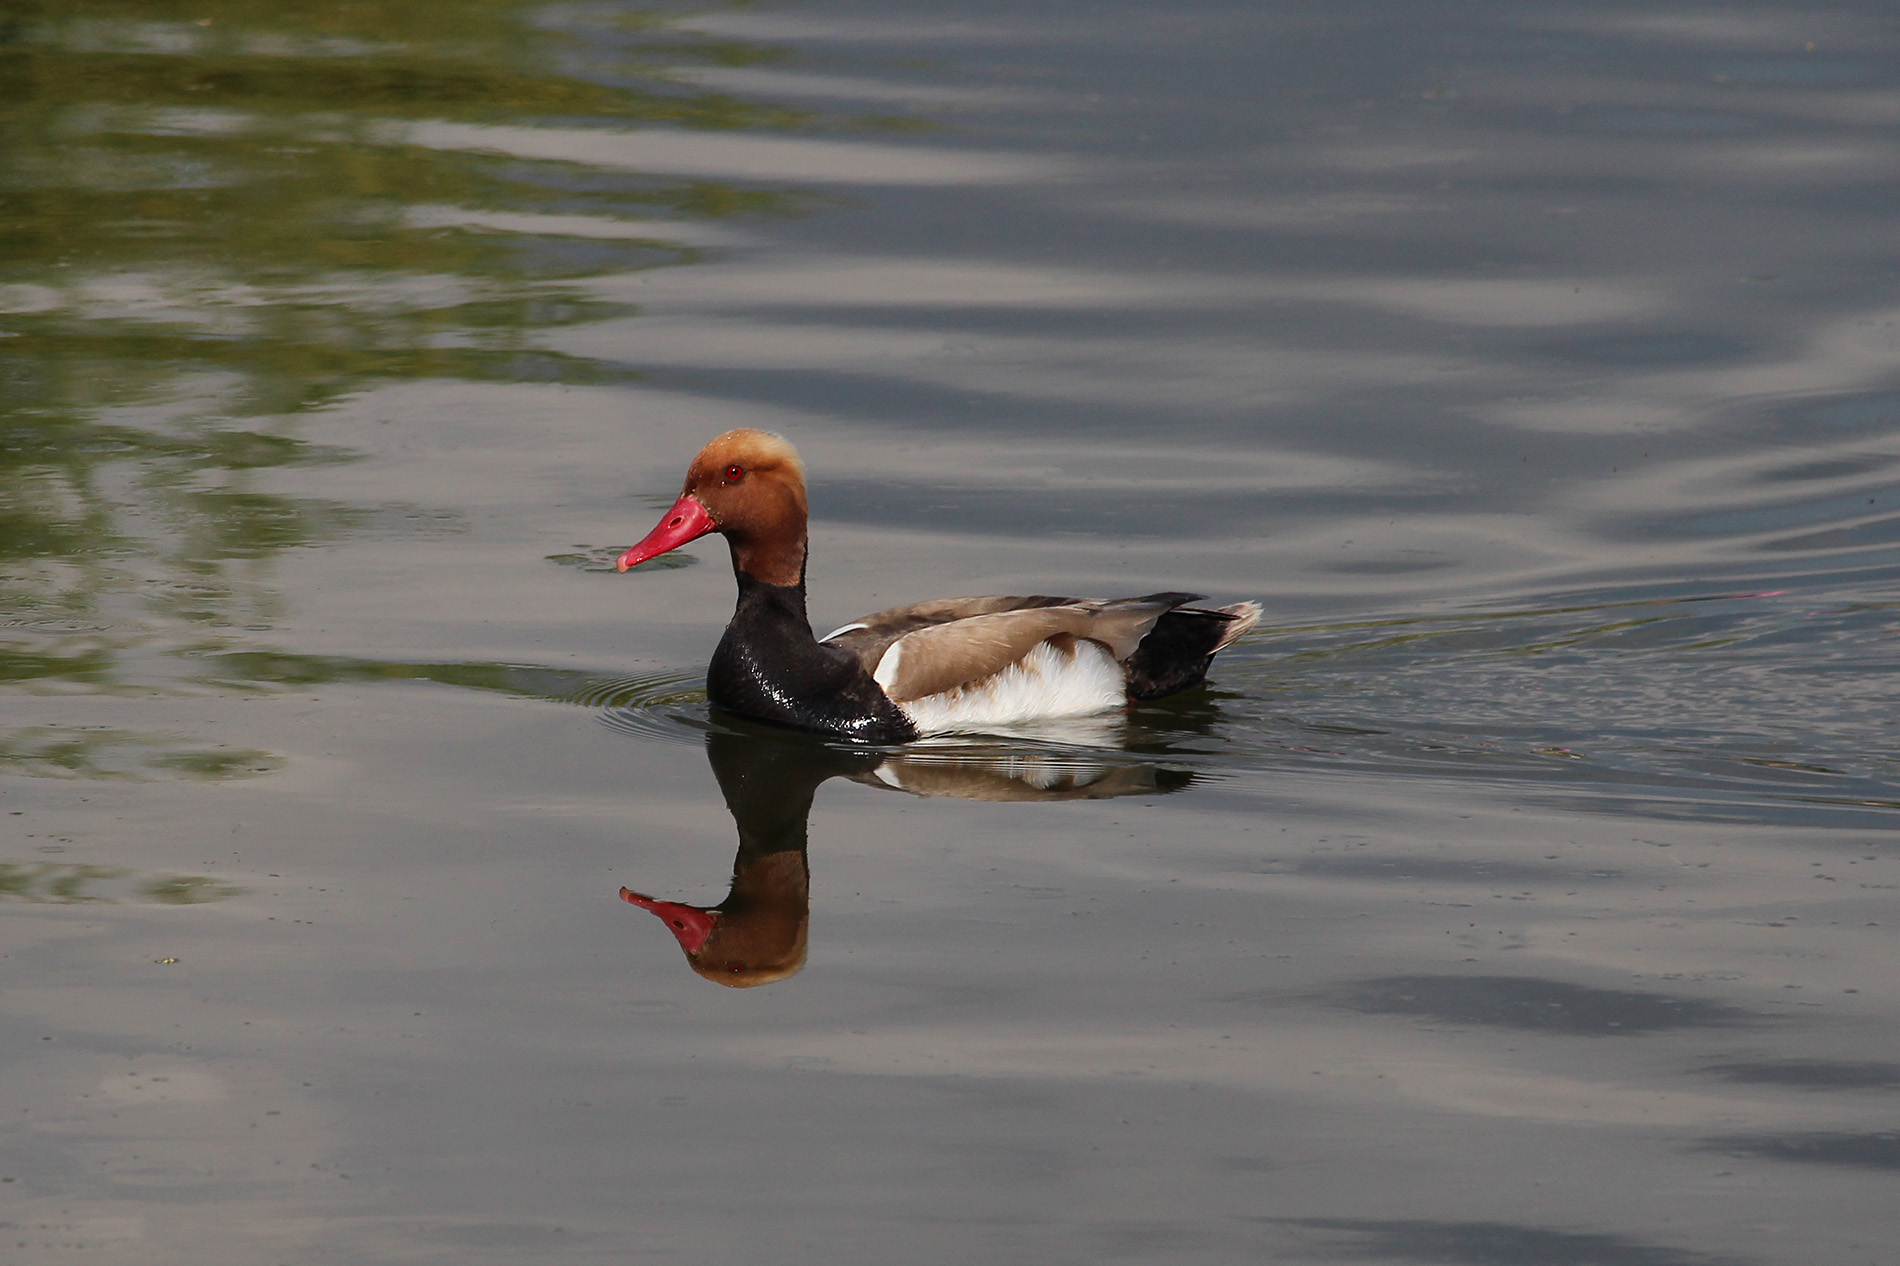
3, 2, 1898, 1262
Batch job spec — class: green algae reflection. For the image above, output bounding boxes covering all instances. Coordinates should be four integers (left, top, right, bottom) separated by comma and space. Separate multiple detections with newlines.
0, 725, 282, 779
0, 1, 828, 707
0, 861, 243, 904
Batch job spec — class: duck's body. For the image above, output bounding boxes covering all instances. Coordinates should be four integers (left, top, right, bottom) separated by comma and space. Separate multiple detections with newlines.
617, 430, 1259, 744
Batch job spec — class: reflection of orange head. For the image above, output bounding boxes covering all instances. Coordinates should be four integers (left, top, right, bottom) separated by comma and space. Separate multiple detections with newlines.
620, 890, 718, 953
620, 849, 809, 988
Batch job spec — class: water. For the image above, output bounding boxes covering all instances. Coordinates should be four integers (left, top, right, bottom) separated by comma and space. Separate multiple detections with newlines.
2, 2, 1897, 1262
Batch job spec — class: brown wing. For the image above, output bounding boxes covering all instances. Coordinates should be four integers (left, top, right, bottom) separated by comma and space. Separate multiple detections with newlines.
874, 606, 1099, 702
844, 593, 1202, 702
820, 594, 1080, 676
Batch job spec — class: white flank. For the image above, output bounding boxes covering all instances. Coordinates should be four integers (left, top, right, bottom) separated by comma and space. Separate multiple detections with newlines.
818, 621, 869, 642
896, 639, 1125, 735
871, 638, 904, 695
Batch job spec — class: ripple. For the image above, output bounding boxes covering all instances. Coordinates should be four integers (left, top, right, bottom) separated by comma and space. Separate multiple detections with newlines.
1323, 974, 1755, 1035
1698, 1131, 1900, 1170
1699, 1060, 1900, 1091
298, 583, 1896, 828
0, 617, 114, 633
1186, 581, 1900, 826
590, 672, 713, 745
546, 545, 697, 574
589, 678, 1211, 788
577, 583, 1900, 825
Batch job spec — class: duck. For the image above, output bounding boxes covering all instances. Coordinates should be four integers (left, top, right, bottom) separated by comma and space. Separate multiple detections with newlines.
616, 429, 1260, 744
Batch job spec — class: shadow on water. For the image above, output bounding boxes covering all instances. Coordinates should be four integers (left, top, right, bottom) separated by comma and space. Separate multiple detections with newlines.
618, 722, 1193, 988
1696, 1132, 1900, 1172
1697, 1060, 1900, 1092
1257, 1217, 1749, 1266
1320, 975, 1754, 1037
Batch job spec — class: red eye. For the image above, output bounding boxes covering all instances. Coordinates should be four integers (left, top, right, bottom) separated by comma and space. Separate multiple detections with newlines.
724, 463, 745, 481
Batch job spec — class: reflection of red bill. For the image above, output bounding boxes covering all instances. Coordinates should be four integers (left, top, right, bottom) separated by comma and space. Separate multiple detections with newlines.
620, 887, 718, 954
616, 494, 716, 573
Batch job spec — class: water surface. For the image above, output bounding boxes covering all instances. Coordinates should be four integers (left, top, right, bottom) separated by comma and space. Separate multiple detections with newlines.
3, 2, 1897, 1263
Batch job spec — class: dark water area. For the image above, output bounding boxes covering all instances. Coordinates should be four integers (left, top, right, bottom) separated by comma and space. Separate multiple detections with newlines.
3, 2, 1898, 1262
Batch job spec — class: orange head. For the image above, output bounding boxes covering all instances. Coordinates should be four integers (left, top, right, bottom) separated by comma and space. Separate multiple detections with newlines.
617, 430, 809, 586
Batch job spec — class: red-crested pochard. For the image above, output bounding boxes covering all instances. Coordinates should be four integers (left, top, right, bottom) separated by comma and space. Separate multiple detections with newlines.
616, 429, 1260, 743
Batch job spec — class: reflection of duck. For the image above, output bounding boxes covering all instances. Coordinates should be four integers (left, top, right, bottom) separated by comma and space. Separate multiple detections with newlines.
856, 745, 1191, 801
616, 430, 1259, 743
622, 730, 873, 988
621, 725, 1192, 987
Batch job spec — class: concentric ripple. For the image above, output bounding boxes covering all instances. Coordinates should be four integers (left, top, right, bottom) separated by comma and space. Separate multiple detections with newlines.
590, 673, 714, 746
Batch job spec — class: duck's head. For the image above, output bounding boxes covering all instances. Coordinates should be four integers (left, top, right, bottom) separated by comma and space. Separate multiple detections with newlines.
617, 429, 809, 586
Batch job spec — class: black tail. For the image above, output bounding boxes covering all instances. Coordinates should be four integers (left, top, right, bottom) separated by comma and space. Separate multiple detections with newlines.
1124, 601, 1261, 701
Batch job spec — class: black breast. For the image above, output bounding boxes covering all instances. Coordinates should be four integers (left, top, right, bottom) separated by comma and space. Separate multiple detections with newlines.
707, 575, 919, 744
